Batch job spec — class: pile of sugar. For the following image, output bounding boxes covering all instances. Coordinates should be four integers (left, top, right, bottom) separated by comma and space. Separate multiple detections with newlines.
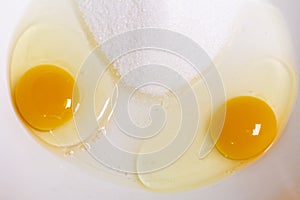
76, 0, 245, 96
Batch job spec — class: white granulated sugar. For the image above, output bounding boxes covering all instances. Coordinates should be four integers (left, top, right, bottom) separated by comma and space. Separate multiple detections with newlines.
77, 0, 245, 96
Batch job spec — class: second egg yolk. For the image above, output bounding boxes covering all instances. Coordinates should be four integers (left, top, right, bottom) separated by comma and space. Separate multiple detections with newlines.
215, 96, 277, 160
15, 65, 76, 131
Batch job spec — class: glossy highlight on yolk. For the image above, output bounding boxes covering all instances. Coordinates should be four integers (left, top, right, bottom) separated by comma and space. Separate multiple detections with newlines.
15, 65, 76, 131
215, 96, 277, 160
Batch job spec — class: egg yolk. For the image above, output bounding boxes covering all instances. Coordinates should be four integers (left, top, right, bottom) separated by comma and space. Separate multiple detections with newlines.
15, 65, 76, 131
215, 96, 277, 160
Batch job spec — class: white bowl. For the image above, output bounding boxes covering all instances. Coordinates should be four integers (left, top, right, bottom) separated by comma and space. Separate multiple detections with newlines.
0, 0, 299, 199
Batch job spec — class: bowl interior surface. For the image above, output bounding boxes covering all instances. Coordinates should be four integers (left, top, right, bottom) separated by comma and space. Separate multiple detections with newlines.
0, 0, 299, 199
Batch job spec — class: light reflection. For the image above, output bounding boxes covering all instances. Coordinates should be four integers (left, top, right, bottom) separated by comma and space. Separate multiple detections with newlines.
252, 124, 261, 136
65, 98, 72, 109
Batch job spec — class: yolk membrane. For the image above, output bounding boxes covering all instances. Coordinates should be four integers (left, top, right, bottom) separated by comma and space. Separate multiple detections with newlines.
215, 96, 277, 160
15, 65, 75, 131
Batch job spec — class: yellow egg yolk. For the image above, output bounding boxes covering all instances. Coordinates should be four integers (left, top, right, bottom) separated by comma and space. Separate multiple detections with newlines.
215, 96, 277, 160
15, 65, 75, 131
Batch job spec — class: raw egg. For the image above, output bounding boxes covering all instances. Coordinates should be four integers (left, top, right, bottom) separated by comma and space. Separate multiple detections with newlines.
214, 96, 277, 160
136, 0, 297, 192
9, 0, 113, 148
15, 65, 75, 131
